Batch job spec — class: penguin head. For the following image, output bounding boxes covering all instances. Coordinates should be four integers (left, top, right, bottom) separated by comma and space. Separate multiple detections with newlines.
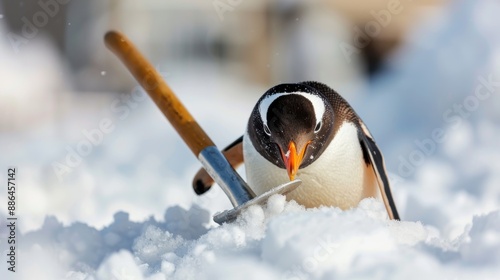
248, 83, 335, 180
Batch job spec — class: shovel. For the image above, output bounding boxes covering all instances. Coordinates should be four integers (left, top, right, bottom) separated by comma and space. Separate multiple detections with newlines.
104, 31, 301, 224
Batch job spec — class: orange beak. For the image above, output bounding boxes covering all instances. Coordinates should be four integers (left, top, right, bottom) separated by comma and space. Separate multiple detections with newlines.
280, 141, 310, 180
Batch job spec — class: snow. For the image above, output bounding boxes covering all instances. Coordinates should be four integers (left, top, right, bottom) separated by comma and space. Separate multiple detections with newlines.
3, 197, 499, 279
1, 0, 500, 279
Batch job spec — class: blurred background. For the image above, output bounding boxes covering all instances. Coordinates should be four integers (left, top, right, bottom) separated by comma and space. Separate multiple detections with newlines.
1, 0, 499, 240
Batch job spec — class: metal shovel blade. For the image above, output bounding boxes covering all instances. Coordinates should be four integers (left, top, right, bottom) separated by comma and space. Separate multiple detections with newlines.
213, 179, 302, 225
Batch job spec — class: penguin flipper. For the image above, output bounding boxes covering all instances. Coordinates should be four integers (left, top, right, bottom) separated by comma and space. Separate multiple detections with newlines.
358, 124, 400, 220
192, 135, 244, 195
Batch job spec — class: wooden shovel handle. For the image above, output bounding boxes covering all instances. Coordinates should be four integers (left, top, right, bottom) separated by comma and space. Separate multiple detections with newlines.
105, 31, 215, 156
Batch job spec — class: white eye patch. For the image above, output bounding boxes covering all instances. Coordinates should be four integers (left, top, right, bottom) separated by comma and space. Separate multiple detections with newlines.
258, 92, 325, 126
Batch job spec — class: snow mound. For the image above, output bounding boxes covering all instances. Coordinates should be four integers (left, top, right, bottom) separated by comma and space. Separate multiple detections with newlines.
6, 196, 499, 280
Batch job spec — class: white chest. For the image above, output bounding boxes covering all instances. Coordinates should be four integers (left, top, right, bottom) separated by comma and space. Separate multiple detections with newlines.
243, 122, 378, 209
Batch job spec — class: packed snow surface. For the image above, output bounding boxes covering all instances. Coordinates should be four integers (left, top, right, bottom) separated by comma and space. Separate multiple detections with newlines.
6, 197, 500, 280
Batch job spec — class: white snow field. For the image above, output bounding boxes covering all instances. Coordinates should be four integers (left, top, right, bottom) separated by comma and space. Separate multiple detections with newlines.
1, 0, 500, 279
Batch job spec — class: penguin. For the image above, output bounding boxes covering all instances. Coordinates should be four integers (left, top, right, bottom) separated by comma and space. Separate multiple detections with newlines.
193, 81, 399, 220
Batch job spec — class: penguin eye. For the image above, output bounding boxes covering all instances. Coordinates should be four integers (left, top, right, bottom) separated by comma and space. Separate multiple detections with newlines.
314, 121, 322, 133
263, 124, 271, 136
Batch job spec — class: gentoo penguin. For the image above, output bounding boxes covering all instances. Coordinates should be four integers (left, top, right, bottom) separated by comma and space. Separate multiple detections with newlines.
193, 81, 399, 220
